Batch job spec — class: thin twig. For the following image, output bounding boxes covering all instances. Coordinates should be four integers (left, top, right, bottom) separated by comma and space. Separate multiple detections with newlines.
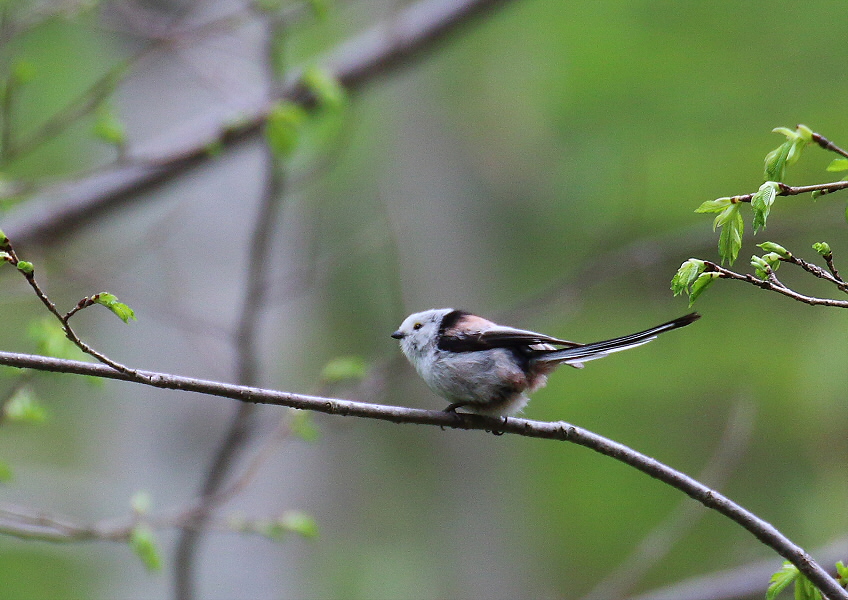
704, 261, 848, 308
0, 349, 844, 599
725, 180, 848, 204
782, 255, 848, 293
812, 132, 848, 159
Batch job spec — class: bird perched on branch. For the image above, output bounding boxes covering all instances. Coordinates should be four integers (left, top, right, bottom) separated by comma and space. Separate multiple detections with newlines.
392, 309, 700, 416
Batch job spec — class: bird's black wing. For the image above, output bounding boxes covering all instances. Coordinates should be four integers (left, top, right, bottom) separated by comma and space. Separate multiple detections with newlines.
438, 327, 582, 353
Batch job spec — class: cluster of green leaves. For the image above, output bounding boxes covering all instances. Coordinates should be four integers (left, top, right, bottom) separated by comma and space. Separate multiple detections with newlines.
767, 560, 848, 600
672, 125, 848, 305
694, 125, 815, 266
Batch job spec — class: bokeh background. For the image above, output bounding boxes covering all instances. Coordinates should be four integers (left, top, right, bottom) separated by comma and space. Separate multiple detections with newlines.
1, 0, 847, 598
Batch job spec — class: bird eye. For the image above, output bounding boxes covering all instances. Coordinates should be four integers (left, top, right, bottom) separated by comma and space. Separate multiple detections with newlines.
412, 322, 423, 330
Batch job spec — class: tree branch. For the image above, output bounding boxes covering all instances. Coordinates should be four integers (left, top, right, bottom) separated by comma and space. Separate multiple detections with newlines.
0, 350, 845, 599
704, 261, 848, 308
5, 0, 516, 248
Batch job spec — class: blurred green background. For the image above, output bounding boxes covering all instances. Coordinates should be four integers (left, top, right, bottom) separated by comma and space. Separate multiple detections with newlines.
1, 0, 847, 598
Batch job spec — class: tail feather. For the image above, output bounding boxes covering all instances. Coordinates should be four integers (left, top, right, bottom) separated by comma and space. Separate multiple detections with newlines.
535, 313, 700, 366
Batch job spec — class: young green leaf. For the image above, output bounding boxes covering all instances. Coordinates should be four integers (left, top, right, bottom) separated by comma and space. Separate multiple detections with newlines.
796, 124, 813, 142
0, 460, 12, 482
93, 107, 127, 147
795, 574, 823, 600
671, 259, 706, 296
767, 562, 799, 600
320, 356, 368, 383
757, 242, 791, 259
750, 255, 771, 279
0, 229, 8, 248
812, 242, 831, 257
712, 204, 737, 231
28, 318, 82, 360
92, 293, 136, 323
129, 524, 162, 572
16, 261, 33, 274
765, 140, 792, 182
10, 60, 36, 86
131, 491, 152, 515
265, 101, 308, 159
695, 197, 733, 214
3, 387, 47, 424
279, 510, 319, 539
835, 561, 848, 586
302, 67, 346, 112
718, 205, 743, 265
752, 182, 778, 232
687, 271, 719, 306
289, 410, 319, 442
826, 158, 848, 172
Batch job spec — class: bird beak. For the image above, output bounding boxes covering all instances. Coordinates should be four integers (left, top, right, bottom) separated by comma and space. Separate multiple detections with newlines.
391, 331, 405, 339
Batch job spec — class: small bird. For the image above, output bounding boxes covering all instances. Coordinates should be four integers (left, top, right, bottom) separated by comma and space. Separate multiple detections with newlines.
392, 309, 700, 416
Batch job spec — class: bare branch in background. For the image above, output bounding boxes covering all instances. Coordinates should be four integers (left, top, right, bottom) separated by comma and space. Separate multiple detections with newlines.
5, 0, 516, 248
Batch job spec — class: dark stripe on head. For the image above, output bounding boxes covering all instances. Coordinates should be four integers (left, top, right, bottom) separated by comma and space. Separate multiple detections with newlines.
438, 309, 470, 337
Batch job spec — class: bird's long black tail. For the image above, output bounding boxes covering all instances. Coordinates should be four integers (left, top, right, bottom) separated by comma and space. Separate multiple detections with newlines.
535, 313, 700, 366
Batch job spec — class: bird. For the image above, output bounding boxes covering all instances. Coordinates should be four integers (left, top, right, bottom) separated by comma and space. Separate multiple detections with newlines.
391, 309, 700, 416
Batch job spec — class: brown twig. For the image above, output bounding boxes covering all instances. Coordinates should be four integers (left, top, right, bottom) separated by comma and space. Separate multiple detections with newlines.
703, 261, 848, 308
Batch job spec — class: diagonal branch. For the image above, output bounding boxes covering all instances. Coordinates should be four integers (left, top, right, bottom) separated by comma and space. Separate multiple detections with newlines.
0, 349, 845, 600
5, 0, 517, 248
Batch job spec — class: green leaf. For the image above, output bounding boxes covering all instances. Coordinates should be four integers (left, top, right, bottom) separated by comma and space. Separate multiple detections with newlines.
228, 510, 319, 541
302, 67, 346, 111
28, 318, 83, 360
767, 562, 799, 600
16, 260, 33, 274
10, 60, 36, 86
757, 242, 791, 259
812, 242, 831, 257
826, 158, 848, 172
795, 574, 822, 600
796, 124, 814, 142
695, 197, 733, 214
0, 460, 13, 483
785, 136, 807, 167
687, 271, 718, 305
92, 293, 136, 323
3, 387, 47, 424
129, 524, 162, 572
671, 259, 706, 296
131, 491, 152, 515
289, 410, 319, 442
265, 101, 308, 159
712, 204, 737, 231
750, 255, 771, 279
835, 561, 848, 586
771, 126, 798, 139
765, 140, 792, 182
278, 510, 318, 539
0, 229, 8, 247
93, 107, 126, 147
320, 356, 368, 383
718, 205, 743, 265
752, 182, 778, 233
